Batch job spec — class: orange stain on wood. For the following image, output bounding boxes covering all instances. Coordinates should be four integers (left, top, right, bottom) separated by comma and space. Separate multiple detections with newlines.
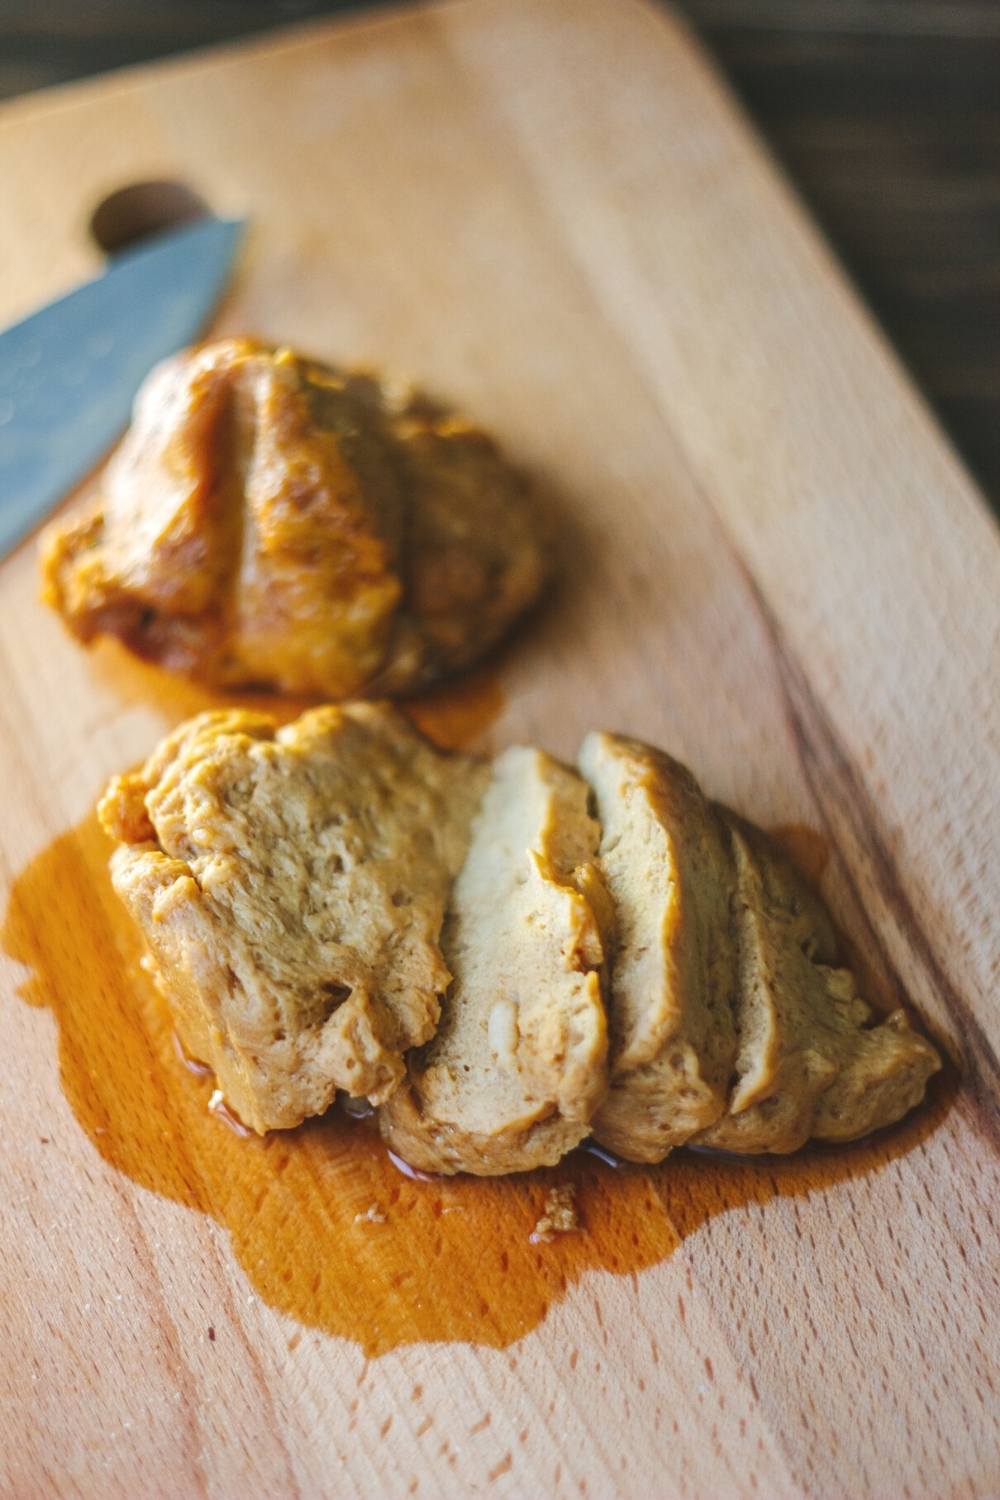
767, 822, 831, 889
404, 664, 506, 751
2, 815, 949, 1356
88, 637, 504, 751
88, 638, 323, 726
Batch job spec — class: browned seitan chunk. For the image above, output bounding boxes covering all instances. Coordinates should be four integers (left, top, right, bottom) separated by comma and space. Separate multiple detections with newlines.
42, 338, 548, 698
379, 747, 609, 1175
576, 732, 739, 1163
98, 703, 486, 1133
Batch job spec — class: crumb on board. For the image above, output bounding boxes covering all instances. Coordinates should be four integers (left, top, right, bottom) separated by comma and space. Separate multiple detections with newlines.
530, 1184, 579, 1244
354, 1203, 387, 1225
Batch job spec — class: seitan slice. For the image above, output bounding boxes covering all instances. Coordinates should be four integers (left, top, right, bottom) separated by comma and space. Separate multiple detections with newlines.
695, 817, 941, 1153
379, 747, 609, 1175
98, 703, 487, 1133
576, 732, 739, 1163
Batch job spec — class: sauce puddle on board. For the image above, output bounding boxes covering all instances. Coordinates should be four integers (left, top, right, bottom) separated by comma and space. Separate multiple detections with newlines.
2, 812, 952, 1356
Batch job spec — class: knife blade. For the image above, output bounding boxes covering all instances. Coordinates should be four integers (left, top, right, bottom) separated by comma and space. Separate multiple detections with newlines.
0, 215, 244, 558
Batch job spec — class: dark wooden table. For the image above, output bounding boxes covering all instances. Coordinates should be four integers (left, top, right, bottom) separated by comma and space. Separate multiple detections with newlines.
2, 0, 998, 504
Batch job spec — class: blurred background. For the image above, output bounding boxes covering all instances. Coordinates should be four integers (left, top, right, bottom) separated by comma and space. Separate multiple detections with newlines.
1, 0, 997, 505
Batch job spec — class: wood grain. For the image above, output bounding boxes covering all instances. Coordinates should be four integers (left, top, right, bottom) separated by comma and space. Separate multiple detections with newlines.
0, 2, 997, 1496
680, 0, 1000, 506
5, 0, 999, 508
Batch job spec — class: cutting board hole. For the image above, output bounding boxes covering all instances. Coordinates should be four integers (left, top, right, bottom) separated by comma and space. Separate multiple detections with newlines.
90, 180, 210, 255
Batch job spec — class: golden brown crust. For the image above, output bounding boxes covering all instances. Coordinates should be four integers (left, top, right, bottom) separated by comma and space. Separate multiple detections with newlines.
98, 703, 487, 1133
42, 339, 548, 697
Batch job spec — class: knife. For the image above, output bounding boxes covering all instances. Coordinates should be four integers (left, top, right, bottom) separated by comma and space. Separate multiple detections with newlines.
0, 215, 245, 558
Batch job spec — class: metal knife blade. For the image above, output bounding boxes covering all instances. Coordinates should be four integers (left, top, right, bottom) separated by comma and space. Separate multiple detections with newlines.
0, 215, 245, 558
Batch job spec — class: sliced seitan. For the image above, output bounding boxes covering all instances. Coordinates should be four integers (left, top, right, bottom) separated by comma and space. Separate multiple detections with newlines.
576, 731, 739, 1163
379, 747, 609, 1175
98, 703, 487, 1133
694, 816, 941, 1153
97, 698, 941, 1161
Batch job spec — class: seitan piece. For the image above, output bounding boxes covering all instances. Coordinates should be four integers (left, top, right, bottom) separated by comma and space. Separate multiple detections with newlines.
694, 818, 941, 1153
42, 338, 547, 698
379, 747, 609, 1175
530, 1184, 579, 1243
98, 703, 487, 1133
577, 732, 739, 1163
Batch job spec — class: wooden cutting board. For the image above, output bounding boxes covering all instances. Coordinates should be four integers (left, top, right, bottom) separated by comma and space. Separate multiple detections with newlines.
1, 2, 997, 1495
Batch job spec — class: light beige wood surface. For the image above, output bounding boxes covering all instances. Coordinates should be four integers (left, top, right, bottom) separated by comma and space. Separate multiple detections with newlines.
1, 2, 998, 1496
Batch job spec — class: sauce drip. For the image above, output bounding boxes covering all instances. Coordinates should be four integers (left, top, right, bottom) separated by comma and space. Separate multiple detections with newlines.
173, 1031, 213, 1076
2, 814, 950, 1356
